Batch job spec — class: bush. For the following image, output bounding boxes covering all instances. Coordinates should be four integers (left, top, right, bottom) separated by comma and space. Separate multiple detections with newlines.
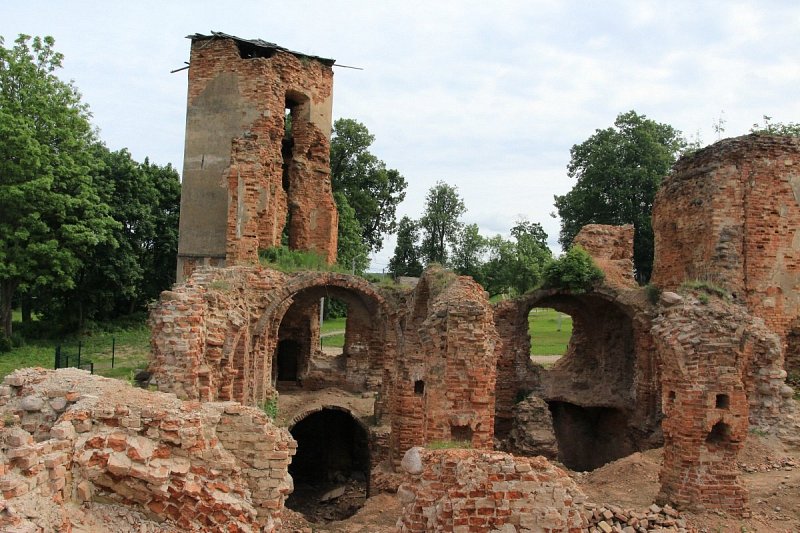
543, 245, 604, 293
645, 284, 662, 305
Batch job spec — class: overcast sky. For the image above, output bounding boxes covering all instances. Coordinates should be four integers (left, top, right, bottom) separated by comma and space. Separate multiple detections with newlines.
4, 1, 800, 271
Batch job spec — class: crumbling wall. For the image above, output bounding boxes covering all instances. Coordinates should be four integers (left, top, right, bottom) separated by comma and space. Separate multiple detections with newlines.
396, 447, 588, 532
652, 134, 800, 349
177, 33, 338, 281
651, 292, 783, 516
573, 223, 637, 288
149, 266, 286, 404
493, 287, 661, 465
150, 266, 396, 405
0, 368, 295, 532
389, 268, 498, 467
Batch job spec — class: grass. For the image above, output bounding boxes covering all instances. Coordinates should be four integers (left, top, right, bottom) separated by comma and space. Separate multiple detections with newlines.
320, 316, 346, 348
528, 308, 572, 356
428, 440, 472, 450
0, 317, 151, 381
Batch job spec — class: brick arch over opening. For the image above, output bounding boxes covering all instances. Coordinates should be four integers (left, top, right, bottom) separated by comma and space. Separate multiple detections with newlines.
493, 287, 661, 465
247, 272, 397, 398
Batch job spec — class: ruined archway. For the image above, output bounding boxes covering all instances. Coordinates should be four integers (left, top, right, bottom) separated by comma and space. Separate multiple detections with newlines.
493, 288, 661, 470
286, 407, 370, 522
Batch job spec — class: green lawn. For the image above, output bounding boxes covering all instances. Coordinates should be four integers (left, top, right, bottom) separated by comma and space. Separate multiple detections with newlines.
0, 321, 152, 381
528, 308, 572, 356
321, 316, 346, 348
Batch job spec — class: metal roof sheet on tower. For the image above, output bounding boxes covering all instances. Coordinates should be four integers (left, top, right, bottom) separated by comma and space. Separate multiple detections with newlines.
187, 31, 336, 66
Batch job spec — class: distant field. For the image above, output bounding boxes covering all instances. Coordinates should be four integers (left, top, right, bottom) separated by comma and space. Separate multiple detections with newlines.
528, 308, 572, 356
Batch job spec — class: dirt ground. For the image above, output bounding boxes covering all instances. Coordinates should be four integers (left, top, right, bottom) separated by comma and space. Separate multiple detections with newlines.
281, 433, 799, 533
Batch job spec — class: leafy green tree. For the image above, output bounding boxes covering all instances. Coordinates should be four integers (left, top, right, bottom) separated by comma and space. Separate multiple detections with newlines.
330, 118, 407, 253
451, 223, 487, 282
553, 110, 685, 283
481, 235, 518, 295
419, 181, 466, 265
39, 146, 180, 329
388, 216, 423, 277
750, 115, 800, 136
0, 35, 117, 337
334, 192, 370, 274
480, 219, 552, 296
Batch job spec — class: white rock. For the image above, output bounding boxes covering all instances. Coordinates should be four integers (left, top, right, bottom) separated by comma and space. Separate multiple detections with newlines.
401, 446, 424, 475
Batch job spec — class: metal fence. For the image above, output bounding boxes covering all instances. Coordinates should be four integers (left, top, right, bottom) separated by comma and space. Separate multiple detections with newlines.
54, 337, 116, 374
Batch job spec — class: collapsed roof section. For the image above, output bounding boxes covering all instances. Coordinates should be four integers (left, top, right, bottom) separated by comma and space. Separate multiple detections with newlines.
187, 31, 336, 66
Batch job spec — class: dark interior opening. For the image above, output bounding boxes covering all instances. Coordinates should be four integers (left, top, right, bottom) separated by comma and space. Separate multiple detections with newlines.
450, 424, 473, 442
287, 409, 370, 522
235, 40, 277, 59
715, 394, 730, 409
547, 401, 636, 471
706, 421, 732, 449
281, 97, 296, 246
414, 380, 425, 395
277, 340, 299, 381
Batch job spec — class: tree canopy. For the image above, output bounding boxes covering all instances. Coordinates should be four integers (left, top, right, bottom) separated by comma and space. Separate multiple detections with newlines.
387, 216, 423, 277
553, 110, 685, 283
330, 118, 407, 255
419, 181, 466, 265
0, 35, 180, 338
0, 35, 118, 337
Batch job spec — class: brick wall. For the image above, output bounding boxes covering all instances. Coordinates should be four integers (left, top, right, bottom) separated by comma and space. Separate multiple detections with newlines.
389, 267, 498, 466
0, 368, 295, 531
653, 134, 800, 347
177, 35, 338, 281
650, 293, 783, 516
396, 447, 588, 532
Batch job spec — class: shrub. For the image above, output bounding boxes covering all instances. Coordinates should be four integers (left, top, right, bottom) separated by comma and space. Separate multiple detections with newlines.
645, 284, 662, 305
543, 245, 604, 293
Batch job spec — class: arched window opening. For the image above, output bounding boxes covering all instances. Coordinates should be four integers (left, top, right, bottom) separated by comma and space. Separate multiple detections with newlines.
450, 424, 473, 443
287, 409, 370, 522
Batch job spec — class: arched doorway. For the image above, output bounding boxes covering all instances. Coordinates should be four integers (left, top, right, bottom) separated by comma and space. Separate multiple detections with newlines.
494, 290, 661, 471
286, 408, 370, 522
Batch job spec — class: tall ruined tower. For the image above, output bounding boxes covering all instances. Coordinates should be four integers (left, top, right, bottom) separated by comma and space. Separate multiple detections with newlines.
176, 32, 338, 282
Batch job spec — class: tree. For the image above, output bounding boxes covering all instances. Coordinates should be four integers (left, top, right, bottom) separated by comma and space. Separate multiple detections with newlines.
330, 118, 407, 253
388, 216, 423, 277
419, 181, 466, 265
38, 146, 180, 329
0, 35, 117, 337
334, 192, 370, 274
553, 110, 685, 283
451, 223, 487, 282
480, 219, 552, 296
